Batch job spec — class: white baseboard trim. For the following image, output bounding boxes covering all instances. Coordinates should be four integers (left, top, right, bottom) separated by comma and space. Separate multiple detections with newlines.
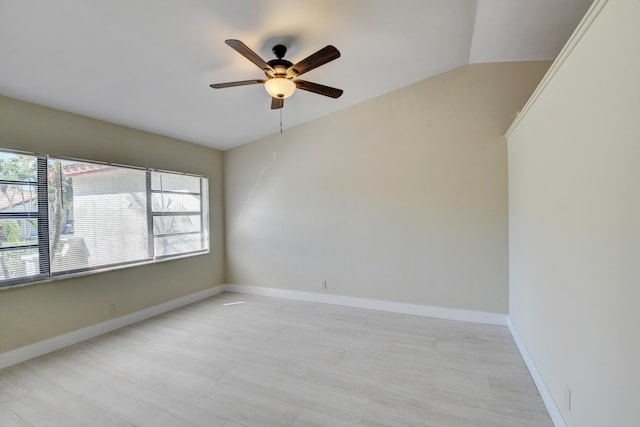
0, 285, 225, 370
224, 284, 507, 326
508, 318, 567, 427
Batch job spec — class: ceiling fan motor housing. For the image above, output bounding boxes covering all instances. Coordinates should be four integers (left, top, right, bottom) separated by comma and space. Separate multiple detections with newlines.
266, 59, 293, 77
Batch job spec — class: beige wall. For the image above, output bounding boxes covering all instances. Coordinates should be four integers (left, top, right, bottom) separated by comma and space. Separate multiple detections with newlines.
225, 62, 549, 313
0, 95, 224, 353
507, 1, 640, 426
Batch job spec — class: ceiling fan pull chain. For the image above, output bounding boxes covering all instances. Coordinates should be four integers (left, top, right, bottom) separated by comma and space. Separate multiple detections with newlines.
280, 108, 283, 134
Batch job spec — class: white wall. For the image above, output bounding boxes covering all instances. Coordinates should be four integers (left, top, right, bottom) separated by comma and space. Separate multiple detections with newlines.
507, 0, 640, 426
225, 62, 549, 314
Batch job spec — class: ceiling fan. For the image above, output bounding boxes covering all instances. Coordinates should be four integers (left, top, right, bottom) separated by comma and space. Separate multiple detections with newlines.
210, 39, 343, 110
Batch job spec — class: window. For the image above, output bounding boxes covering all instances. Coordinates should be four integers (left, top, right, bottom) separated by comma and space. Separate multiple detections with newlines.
151, 171, 208, 258
0, 151, 48, 285
48, 158, 150, 274
0, 149, 209, 288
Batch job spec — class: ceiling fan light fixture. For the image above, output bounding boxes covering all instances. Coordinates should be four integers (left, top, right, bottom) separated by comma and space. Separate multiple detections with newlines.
264, 77, 296, 99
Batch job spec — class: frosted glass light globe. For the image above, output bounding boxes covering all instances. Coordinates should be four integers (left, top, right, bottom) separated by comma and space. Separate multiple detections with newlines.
264, 78, 296, 99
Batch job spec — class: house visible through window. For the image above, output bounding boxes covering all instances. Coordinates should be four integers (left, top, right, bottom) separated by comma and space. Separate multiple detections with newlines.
0, 149, 209, 288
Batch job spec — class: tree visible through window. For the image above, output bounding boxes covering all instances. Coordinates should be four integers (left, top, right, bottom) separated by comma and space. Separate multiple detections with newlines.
0, 151, 43, 283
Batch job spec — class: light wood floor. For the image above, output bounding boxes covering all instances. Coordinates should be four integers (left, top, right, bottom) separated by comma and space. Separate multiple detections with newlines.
0, 292, 552, 427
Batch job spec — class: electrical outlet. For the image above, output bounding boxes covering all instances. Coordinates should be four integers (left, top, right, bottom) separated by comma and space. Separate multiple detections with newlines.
321, 280, 327, 289
108, 303, 118, 314
565, 384, 572, 411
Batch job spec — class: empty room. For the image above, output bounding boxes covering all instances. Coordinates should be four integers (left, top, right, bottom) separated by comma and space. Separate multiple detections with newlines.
0, 1, 637, 426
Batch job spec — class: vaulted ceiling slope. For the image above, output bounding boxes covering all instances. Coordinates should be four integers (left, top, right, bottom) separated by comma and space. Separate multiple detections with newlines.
0, 0, 593, 150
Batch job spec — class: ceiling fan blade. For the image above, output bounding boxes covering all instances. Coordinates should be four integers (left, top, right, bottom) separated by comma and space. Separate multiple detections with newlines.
209, 79, 265, 89
295, 80, 343, 98
225, 39, 274, 74
271, 97, 284, 110
287, 45, 340, 78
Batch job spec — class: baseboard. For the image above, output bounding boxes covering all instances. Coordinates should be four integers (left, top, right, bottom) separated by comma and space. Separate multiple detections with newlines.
224, 284, 507, 326
0, 285, 225, 370
508, 318, 567, 427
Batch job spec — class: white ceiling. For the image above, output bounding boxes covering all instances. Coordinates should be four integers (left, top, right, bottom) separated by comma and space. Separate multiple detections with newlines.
0, 0, 593, 150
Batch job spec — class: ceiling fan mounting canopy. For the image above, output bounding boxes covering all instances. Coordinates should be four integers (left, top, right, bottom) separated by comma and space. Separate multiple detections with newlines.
272, 44, 287, 59
209, 39, 343, 109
